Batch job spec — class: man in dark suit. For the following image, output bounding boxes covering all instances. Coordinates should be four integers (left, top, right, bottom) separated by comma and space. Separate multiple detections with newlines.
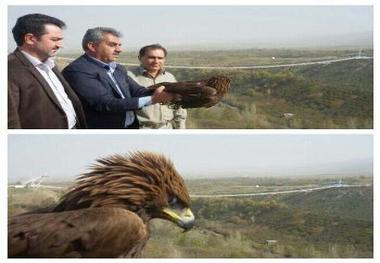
8, 13, 86, 129
63, 27, 173, 129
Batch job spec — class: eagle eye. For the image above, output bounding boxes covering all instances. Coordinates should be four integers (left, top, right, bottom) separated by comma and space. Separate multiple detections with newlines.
169, 196, 178, 206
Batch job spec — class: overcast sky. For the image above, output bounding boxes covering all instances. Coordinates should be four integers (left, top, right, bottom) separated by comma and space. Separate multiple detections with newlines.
8, 5, 373, 51
8, 134, 373, 182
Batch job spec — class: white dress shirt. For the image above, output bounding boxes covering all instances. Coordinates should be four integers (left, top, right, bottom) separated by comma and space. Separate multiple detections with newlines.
21, 51, 77, 129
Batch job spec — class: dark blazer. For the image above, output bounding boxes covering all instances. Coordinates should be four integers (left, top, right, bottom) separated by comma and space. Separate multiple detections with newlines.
62, 54, 152, 129
8, 49, 86, 129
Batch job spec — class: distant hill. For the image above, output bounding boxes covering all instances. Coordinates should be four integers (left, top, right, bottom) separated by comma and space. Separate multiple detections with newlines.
191, 184, 372, 257
174, 58, 373, 128
278, 186, 373, 221
294, 59, 373, 92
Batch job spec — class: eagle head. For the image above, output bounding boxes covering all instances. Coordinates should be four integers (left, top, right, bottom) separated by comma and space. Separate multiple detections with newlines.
54, 151, 194, 231
207, 75, 231, 96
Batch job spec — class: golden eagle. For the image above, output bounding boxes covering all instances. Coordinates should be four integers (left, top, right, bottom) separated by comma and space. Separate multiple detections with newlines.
8, 152, 194, 258
149, 75, 231, 108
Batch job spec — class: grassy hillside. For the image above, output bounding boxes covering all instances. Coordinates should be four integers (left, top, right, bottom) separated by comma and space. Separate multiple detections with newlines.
167, 59, 372, 129
281, 186, 373, 221
8, 187, 64, 216
8, 176, 373, 258
91, 48, 373, 67
188, 186, 373, 257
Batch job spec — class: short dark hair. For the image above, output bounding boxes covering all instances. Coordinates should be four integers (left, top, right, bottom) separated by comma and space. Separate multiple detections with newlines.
139, 44, 167, 57
12, 13, 66, 46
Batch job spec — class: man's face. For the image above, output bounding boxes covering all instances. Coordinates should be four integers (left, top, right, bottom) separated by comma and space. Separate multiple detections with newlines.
91, 33, 123, 63
139, 48, 166, 73
26, 24, 64, 61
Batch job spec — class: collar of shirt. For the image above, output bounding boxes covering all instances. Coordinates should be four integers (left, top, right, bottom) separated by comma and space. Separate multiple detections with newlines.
87, 54, 118, 73
21, 50, 55, 71
138, 66, 166, 78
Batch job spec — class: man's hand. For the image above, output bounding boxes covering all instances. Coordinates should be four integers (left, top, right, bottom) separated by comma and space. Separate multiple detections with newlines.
151, 86, 176, 104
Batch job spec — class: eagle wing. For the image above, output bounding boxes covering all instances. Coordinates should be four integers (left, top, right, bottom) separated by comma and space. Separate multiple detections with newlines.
9, 207, 148, 258
148, 75, 231, 108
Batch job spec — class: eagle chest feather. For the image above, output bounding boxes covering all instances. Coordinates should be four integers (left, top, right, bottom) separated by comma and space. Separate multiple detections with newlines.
8, 152, 194, 258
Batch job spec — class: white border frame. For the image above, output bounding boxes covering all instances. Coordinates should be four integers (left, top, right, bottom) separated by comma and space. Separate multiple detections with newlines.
1, 1, 377, 262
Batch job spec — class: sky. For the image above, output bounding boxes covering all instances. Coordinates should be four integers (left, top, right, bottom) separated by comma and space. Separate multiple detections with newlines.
7, 5, 373, 52
8, 134, 373, 182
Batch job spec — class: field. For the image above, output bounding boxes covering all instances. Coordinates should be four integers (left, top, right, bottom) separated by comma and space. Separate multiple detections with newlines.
8, 175, 373, 258
57, 48, 373, 129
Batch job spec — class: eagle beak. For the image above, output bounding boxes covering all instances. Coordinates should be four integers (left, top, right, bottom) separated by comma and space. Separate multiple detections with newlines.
162, 207, 195, 231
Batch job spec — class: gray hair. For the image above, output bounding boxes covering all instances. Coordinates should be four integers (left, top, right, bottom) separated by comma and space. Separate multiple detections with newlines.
82, 27, 122, 51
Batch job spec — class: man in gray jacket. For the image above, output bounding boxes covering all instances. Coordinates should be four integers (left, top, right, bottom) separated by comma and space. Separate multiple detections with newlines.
128, 44, 187, 129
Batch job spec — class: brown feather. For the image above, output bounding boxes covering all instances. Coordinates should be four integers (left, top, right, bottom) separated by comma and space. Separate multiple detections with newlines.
148, 75, 231, 108
9, 207, 148, 257
54, 151, 190, 213
9, 151, 192, 258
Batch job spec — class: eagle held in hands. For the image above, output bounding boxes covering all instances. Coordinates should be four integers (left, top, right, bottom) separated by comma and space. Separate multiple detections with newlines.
8, 152, 194, 258
149, 75, 231, 108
